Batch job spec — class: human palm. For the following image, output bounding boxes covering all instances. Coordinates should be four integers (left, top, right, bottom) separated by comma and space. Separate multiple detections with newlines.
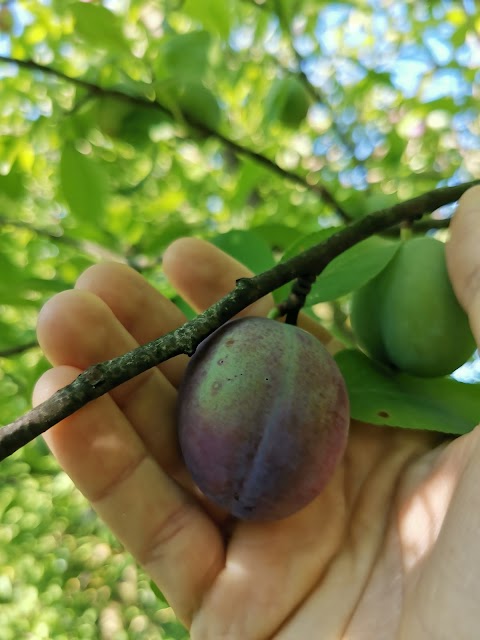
34, 188, 480, 639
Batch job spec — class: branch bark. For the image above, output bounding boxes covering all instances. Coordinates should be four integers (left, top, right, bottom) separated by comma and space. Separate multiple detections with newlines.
272, 0, 360, 191
0, 180, 478, 462
0, 55, 347, 219
0, 214, 127, 263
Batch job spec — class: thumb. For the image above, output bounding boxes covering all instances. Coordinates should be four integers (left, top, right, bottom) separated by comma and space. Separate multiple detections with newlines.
446, 185, 480, 344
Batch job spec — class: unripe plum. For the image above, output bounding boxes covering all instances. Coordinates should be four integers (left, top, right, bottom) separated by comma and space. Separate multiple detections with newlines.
177, 317, 350, 521
266, 77, 311, 129
351, 236, 476, 377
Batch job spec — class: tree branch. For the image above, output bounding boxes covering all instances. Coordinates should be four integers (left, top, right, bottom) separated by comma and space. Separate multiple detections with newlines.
271, 0, 360, 195
0, 55, 347, 219
0, 179, 478, 462
0, 214, 127, 263
0, 341, 38, 358
382, 215, 452, 238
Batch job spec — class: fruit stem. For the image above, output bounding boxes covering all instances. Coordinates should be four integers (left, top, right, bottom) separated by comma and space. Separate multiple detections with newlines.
400, 221, 413, 241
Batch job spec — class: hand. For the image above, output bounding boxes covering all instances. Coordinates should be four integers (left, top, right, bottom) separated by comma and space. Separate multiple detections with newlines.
34, 186, 480, 639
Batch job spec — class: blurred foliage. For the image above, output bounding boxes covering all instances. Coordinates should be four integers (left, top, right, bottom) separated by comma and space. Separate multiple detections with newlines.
0, 445, 188, 639
0, 0, 479, 636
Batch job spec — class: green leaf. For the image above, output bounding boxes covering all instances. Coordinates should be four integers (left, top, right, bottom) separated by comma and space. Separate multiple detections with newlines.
309, 236, 401, 303
0, 251, 65, 305
140, 215, 196, 256
21, 438, 57, 474
174, 81, 222, 130
115, 104, 168, 146
337, 193, 368, 220
149, 580, 168, 604
281, 227, 343, 263
183, 0, 232, 39
229, 158, 269, 213
0, 256, 25, 303
450, 23, 468, 47
0, 163, 25, 201
158, 30, 212, 81
251, 223, 304, 252
363, 193, 400, 215
60, 144, 107, 224
71, 2, 129, 53
277, 0, 302, 24
335, 349, 480, 435
385, 133, 406, 165
211, 229, 275, 275
170, 295, 196, 320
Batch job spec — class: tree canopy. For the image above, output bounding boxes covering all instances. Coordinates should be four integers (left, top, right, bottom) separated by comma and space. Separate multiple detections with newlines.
0, 0, 479, 637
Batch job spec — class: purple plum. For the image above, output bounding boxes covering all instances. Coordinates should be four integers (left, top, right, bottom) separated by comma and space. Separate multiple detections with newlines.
177, 317, 350, 521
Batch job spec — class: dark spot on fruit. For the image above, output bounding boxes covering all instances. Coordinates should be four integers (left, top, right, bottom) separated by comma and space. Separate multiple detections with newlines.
378, 410, 390, 418
226, 339, 235, 346
218, 359, 224, 365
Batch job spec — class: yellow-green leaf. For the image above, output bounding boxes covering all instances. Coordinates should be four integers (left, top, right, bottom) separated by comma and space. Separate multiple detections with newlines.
183, 0, 232, 39
71, 2, 129, 53
60, 144, 107, 224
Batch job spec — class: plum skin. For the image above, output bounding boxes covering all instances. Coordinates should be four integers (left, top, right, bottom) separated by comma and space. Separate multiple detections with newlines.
351, 236, 476, 377
177, 317, 350, 521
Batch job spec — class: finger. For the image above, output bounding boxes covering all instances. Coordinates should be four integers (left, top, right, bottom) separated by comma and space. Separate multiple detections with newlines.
75, 262, 189, 388
446, 185, 480, 342
163, 237, 335, 347
73, 258, 334, 382
37, 289, 182, 476
162, 237, 274, 317
33, 367, 224, 626
297, 313, 341, 352
191, 479, 346, 639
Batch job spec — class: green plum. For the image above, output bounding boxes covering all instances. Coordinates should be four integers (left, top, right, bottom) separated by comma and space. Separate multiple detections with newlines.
266, 77, 311, 129
351, 236, 476, 377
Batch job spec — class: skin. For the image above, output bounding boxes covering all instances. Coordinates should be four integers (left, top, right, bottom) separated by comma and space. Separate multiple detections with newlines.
34, 186, 480, 639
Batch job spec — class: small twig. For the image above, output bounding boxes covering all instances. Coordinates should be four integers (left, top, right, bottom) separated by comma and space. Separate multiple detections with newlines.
412, 217, 451, 232
0, 214, 127, 263
382, 216, 451, 238
0, 341, 38, 358
0, 179, 478, 462
400, 220, 414, 241
279, 275, 317, 325
271, 0, 359, 192
0, 55, 346, 218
